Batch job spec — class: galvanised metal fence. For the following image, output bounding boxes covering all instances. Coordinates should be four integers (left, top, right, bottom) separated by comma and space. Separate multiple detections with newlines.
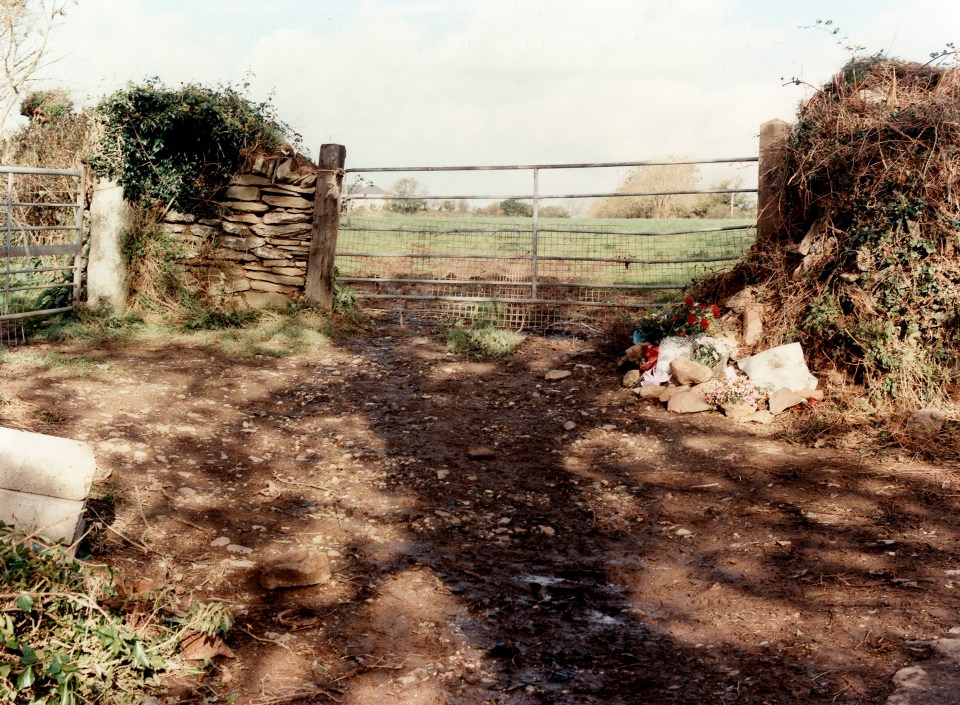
0, 165, 85, 333
338, 158, 757, 328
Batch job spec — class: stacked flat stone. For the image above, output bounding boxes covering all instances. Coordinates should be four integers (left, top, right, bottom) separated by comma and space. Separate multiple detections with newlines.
161, 153, 317, 308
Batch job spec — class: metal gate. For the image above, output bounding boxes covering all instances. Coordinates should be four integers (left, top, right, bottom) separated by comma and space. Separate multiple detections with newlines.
0, 165, 85, 330
336, 158, 757, 327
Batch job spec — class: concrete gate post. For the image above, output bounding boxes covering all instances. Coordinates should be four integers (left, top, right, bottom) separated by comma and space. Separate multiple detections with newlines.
87, 179, 131, 313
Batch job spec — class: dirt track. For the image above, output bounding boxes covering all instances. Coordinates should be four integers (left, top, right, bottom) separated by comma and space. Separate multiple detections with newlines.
3, 321, 960, 704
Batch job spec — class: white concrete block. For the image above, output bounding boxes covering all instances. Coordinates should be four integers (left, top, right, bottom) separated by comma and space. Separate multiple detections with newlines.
0, 426, 97, 542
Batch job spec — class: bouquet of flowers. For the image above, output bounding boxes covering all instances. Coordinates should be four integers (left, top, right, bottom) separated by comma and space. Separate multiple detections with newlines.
703, 377, 770, 407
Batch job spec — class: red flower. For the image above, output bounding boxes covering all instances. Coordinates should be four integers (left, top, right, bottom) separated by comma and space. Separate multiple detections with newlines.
679, 331, 686, 337
700, 317, 710, 329
687, 314, 697, 324
711, 304, 721, 318
684, 296, 694, 307
699, 303, 707, 310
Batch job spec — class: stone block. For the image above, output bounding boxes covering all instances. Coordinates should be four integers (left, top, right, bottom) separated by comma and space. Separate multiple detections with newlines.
247, 270, 305, 287
225, 186, 259, 201
231, 174, 273, 186
262, 194, 313, 209
251, 222, 312, 238
223, 200, 269, 213
252, 246, 291, 260
249, 279, 297, 294
222, 221, 252, 236
263, 211, 310, 225
219, 235, 266, 252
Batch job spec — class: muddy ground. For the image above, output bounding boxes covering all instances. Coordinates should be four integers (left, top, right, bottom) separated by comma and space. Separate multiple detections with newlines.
2, 319, 959, 705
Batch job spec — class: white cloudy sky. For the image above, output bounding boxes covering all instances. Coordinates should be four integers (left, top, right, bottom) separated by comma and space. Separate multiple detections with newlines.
28, 0, 960, 198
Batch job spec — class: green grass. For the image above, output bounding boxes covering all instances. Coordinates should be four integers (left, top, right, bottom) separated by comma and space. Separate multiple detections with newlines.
337, 214, 755, 287
446, 324, 524, 358
196, 308, 329, 358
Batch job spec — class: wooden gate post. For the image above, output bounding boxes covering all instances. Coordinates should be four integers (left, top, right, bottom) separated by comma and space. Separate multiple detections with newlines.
305, 143, 347, 309
757, 119, 791, 245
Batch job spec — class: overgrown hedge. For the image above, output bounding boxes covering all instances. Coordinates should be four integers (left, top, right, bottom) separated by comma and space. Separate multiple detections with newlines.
90, 80, 297, 215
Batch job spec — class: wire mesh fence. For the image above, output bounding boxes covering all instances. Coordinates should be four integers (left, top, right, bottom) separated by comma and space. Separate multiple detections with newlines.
338, 158, 757, 329
0, 165, 84, 325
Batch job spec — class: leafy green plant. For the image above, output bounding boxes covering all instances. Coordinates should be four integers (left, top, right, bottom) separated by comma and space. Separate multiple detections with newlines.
0, 524, 231, 704
90, 79, 297, 214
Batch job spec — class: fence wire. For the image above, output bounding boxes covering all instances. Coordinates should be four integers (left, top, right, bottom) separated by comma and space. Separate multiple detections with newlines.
338, 158, 757, 329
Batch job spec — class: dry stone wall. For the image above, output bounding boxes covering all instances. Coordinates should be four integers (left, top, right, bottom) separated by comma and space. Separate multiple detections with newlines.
160, 153, 318, 309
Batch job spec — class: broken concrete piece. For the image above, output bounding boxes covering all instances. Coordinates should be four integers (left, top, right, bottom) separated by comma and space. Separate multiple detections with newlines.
737, 342, 818, 392
667, 390, 714, 414
0, 426, 97, 542
742, 303, 764, 347
724, 288, 755, 313
768, 388, 807, 415
905, 408, 948, 434
260, 546, 332, 590
670, 358, 713, 385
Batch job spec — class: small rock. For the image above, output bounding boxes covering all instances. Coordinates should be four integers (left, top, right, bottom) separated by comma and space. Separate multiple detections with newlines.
670, 358, 714, 385
769, 388, 807, 415
544, 369, 572, 381
210, 536, 231, 547
721, 402, 757, 420
667, 390, 714, 414
177, 486, 197, 496
227, 544, 253, 554
659, 384, 690, 403
621, 369, 641, 388
905, 408, 948, 434
467, 446, 496, 460
601, 423, 617, 431
639, 384, 665, 399
800, 388, 825, 401
538, 525, 556, 536
746, 410, 776, 425
260, 546, 332, 590
436, 468, 450, 480
226, 559, 257, 569
562, 421, 577, 431
675, 528, 694, 537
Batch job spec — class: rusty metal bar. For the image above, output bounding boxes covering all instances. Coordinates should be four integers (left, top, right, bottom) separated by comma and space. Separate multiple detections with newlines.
346, 187, 756, 202
0, 166, 82, 176
345, 157, 758, 173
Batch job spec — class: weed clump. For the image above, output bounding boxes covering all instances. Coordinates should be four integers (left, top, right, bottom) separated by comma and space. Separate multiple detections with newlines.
0, 525, 231, 703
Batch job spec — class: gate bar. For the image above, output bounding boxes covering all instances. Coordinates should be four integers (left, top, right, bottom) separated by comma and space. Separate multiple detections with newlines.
345, 157, 758, 173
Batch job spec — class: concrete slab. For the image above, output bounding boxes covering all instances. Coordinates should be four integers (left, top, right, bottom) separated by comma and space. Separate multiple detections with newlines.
0, 426, 97, 542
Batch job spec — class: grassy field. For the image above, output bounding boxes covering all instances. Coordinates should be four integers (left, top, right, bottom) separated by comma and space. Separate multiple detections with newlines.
337, 214, 755, 287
